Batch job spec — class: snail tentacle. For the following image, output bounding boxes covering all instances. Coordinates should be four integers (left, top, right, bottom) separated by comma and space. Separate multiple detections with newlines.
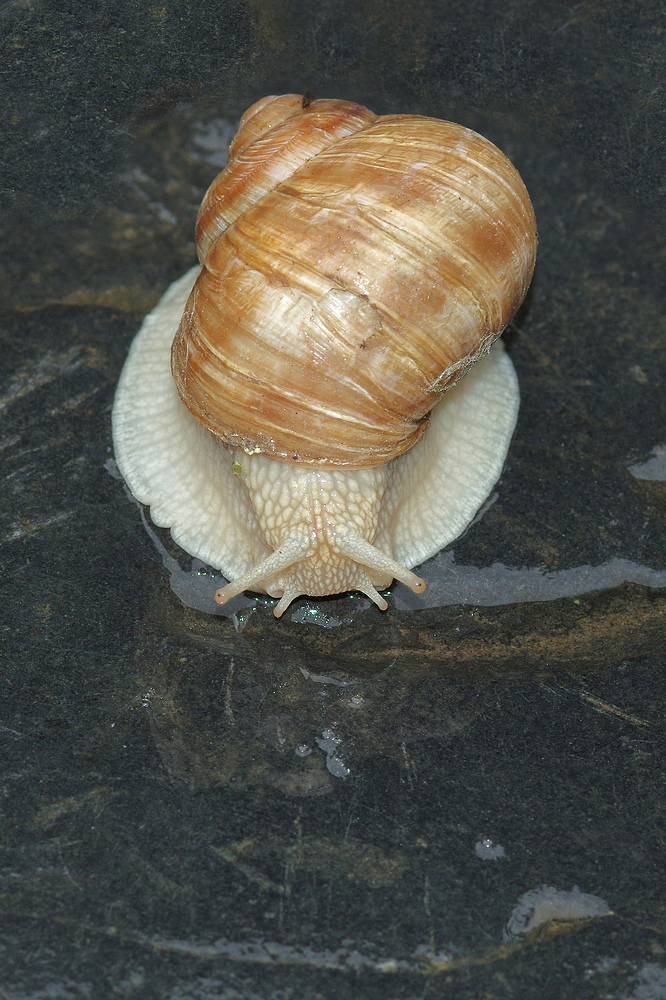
333, 533, 426, 594
214, 534, 311, 607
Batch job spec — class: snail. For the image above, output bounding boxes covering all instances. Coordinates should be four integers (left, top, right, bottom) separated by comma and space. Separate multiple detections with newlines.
112, 94, 536, 617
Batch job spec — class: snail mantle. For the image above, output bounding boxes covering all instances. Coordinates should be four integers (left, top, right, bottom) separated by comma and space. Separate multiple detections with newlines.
112, 93, 537, 617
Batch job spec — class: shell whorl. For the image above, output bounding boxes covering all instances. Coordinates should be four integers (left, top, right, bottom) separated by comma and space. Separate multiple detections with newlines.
171, 94, 537, 467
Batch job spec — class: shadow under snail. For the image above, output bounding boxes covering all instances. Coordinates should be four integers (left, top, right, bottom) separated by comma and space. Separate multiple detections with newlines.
112, 93, 537, 617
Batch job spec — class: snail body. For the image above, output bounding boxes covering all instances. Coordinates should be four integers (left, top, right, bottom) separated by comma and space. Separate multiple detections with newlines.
112, 95, 536, 617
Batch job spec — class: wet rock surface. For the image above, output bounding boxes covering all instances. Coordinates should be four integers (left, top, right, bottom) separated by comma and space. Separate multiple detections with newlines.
1, 1, 665, 996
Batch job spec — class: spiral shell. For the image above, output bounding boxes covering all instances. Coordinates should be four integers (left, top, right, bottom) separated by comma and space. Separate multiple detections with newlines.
171, 95, 536, 467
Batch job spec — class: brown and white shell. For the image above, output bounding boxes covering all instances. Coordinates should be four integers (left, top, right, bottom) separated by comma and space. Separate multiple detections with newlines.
171, 94, 536, 467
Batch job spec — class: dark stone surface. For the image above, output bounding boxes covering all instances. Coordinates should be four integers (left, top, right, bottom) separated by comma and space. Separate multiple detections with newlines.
1, 1, 665, 996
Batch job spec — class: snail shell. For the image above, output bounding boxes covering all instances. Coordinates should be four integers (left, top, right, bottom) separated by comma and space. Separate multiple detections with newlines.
112, 94, 536, 617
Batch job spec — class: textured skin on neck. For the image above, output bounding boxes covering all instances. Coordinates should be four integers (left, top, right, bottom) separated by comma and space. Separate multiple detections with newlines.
212, 449, 424, 615
235, 449, 391, 597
